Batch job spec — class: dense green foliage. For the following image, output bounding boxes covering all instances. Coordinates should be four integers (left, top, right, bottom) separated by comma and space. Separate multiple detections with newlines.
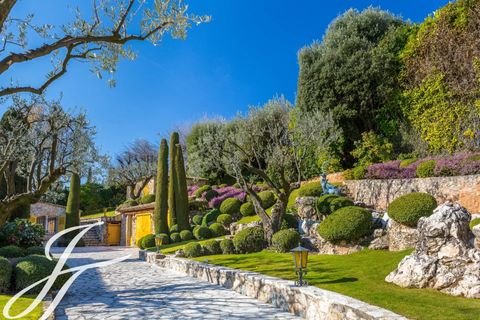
297, 181, 323, 197
219, 239, 235, 254
318, 206, 372, 242
258, 191, 275, 209
65, 173, 81, 236
329, 197, 354, 213
24, 246, 45, 256
201, 209, 221, 226
194, 185, 211, 198
219, 198, 242, 215
0, 219, 45, 247
79, 183, 125, 213
240, 202, 255, 216
209, 223, 225, 237
169, 224, 179, 233
0, 245, 24, 258
297, 8, 408, 164
0, 257, 11, 293
183, 242, 203, 257
139, 194, 155, 204
154, 139, 169, 234
216, 214, 232, 227
179, 230, 193, 241
271, 229, 300, 252
15, 255, 69, 293
168, 132, 179, 227
193, 226, 212, 240
352, 131, 394, 166
233, 227, 266, 253
192, 215, 203, 225
416, 160, 436, 178
316, 194, 340, 215
170, 232, 181, 243
281, 213, 298, 230
388, 192, 437, 227
141, 234, 156, 248
202, 239, 221, 255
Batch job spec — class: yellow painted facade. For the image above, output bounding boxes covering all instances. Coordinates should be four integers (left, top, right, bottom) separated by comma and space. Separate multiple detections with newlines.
135, 213, 152, 245
106, 223, 121, 245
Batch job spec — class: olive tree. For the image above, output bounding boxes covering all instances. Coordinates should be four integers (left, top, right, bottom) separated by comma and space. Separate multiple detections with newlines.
0, 0, 209, 97
202, 97, 340, 243
0, 96, 97, 224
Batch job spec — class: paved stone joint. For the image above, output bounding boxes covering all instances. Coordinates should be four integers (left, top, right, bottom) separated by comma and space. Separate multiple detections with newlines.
53, 247, 298, 320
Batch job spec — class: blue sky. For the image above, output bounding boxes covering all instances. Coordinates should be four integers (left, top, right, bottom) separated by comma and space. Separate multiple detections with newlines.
5, 0, 450, 156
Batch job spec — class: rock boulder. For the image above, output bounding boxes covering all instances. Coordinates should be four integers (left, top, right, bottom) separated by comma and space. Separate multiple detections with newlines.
386, 203, 480, 298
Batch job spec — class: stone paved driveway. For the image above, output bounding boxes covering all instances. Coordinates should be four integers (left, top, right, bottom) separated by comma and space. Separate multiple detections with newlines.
52, 247, 299, 320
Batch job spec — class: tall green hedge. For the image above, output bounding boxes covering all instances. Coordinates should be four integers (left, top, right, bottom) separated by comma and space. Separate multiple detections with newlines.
154, 139, 169, 234
65, 172, 80, 239
174, 144, 189, 231
168, 131, 179, 227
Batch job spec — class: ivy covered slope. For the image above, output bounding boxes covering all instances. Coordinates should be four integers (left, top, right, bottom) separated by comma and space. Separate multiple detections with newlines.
194, 250, 480, 320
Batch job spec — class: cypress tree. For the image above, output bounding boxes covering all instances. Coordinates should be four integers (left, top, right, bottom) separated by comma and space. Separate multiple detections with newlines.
174, 144, 189, 231
168, 132, 179, 227
65, 173, 81, 238
154, 139, 169, 234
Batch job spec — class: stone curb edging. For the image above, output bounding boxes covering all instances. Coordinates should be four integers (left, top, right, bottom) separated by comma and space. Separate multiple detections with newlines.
140, 251, 407, 320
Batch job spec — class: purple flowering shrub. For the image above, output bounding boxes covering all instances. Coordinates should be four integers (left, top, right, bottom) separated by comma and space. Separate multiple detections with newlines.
364, 153, 480, 179
206, 186, 246, 208
187, 185, 199, 197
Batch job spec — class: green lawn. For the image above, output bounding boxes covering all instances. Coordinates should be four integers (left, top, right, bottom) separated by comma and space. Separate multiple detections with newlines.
192, 250, 480, 320
0, 294, 43, 319
80, 210, 117, 220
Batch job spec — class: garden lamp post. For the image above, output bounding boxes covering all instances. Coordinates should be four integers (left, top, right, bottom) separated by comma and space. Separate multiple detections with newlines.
155, 235, 163, 254
291, 244, 309, 286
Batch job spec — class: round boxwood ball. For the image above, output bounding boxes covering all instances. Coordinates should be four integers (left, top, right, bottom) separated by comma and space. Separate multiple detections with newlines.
170, 232, 181, 243
209, 223, 225, 237
316, 194, 339, 215
258, 191, 275, 209
180, 230, 193, 241
141, 234, 156, 248
155, 233, 170, 246
318, 206, 372, 243
192, 215, 203, 226
183, 242, 203, 257
271, 229, 300, 252
15, 255, 69, 293
297, 181, 323, 197
233, 227, 266, 253
202, 239, 221, 255
220, 198, 242, 215
217, 214, 232, 227
0, 257, 12, 293
240, 202, 255, 216
220, 239, 235, 254
169, 224, 179, 233
470, 218, 480, 230
329, 197, 354, 213
388, 192, 437, 227
139, 194, 155, 204
0, 245, 24, 258
194, 185, 211, 198
24, 246, 45, 256
193, 226, 212, 240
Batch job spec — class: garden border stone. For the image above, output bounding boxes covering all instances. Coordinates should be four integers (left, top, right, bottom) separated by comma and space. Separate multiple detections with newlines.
140, 251, 406, 320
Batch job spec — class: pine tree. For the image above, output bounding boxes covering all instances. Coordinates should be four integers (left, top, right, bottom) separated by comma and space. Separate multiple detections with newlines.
174, 144, 189, 231
65, 173, 81, 239
154, 139, 169, 234
168, 132, 179, 227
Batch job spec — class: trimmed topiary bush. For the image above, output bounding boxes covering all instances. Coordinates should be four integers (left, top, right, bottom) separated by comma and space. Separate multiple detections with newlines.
201, 209, 221, 226
271, 229, 300, 252
183, 242, 203, 257
0, 257, 11, 293
170, 232, 181, 243
217, 214, 232, 227
192, 215, 203, 225
24, 246, 45, 256
258, 191, 275, 209
193, 226, 212, 240
15, 255, 69, 293
316, 194, 340, 215
388, 192, 437, 227
0, 245, 24, 258
139, 194, 155, 204
416, 160, 436, 178
204, 189, 219, 201
220, 239, 235, 254
318, 206, 372, 243
240, 202, 255, 216
194, 185, 212, 198
179, 230, 193, 241
470, 218, 480, 230
155, 233, 170, 246
297, 181, 323, 197
281, 213, 298, 230
154, 139, 169, 234
141, 234, 156, 248
233, 227, 265, 253
202, 239, 221, 255
169, 224, 179, 233
209, 223, 225, 237
329, 197, 354, 213
400, 158, 417, 168
219, 198, 242, 215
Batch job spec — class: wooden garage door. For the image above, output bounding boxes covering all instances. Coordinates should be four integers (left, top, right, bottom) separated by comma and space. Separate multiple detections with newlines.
106, 223, 121, 246
135, 214, 152, 246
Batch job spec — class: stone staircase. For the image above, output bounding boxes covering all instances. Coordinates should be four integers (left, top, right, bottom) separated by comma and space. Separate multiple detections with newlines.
82, 227, 103, 246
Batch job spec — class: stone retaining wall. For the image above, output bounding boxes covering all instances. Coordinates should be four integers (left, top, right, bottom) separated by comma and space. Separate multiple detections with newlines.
344, 174, 480, 213
140, 251, 406, 320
